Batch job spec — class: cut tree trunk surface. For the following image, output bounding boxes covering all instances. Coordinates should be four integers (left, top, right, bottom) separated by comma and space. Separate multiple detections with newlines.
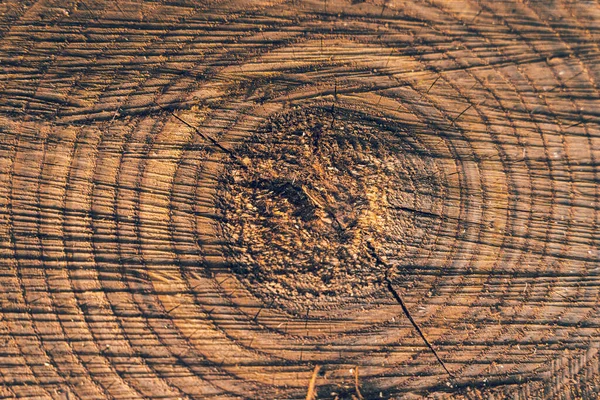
1, 0, 600, 398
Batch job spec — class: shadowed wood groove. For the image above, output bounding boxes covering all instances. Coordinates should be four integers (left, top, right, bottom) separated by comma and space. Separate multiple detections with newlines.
1, 0, 600, 398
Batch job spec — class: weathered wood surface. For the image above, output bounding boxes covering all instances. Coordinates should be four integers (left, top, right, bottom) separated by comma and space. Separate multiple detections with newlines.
1, 0, 600, 398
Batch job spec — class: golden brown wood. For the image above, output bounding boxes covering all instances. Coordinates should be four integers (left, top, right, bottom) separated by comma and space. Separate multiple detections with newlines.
1, 0, 600, 398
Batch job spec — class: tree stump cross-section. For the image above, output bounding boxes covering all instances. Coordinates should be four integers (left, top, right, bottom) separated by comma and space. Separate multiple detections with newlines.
1, 0, 600, 398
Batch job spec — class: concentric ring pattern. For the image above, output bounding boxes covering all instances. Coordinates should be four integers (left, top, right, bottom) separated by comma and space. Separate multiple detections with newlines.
1, 0, 600, 398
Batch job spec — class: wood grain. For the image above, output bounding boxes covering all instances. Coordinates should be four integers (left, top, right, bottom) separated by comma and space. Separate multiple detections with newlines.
1, 0, 600, 398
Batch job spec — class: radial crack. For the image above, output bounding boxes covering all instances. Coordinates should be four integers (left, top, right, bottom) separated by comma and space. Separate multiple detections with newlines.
366, 242, 453, 377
